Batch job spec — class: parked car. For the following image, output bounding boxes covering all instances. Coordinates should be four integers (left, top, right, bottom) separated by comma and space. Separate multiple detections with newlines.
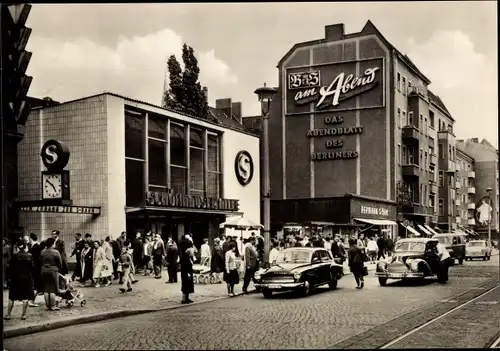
431, 233, 467, 265
465, 240, 492, 261
254, 247, 343, 298
375, 238, 447, 285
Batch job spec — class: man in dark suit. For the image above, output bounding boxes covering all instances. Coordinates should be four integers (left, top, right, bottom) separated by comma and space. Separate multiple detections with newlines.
132, 232, 143, 273
151, 233, 165, 279
28, 233, 42, 307
70, 233, 86, 282
242, 236, 259, 294
52, 230, 68, 275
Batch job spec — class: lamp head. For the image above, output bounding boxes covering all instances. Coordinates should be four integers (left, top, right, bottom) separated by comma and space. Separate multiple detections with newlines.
254, 83, 277, 103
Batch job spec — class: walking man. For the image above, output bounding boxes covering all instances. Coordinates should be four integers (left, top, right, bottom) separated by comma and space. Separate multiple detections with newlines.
376, 234, 386, 260
242, 236, 258, 294
52, 230, 68, 275
28, 233, 42, 307
70, 233, 86, 282
152, 233, 165, 279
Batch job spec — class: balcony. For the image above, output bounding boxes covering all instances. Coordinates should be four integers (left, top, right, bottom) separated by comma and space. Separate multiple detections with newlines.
430, 153, 437, 165
468, 203, 476, 210
455, 181, 461, 189
429, 181, 438, 194
402, 164, 420, 178
456, 199, 461, 206
398, 203, 432, 216
467, 171, 475, 178
468, 218, 476, 226
456, 216, 461, 224
468, 187, 476, 194
402, 125, 419, 143
447, 160, 456, 173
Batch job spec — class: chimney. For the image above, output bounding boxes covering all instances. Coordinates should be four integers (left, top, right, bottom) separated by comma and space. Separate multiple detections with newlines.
325, 24, 345, 42
231, 102, 242, 123
202, 86, 208, 102
215, 98, 232, 119
470, 138, 479, 143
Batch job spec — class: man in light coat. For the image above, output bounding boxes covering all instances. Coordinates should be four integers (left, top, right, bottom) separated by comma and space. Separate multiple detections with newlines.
436, 242, 452, 284
200, 238, 211, 263
242, 236, 258, 294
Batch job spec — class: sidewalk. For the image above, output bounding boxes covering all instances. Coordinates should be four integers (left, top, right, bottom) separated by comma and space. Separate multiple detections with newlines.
3, 262, 376, 338
3, 270, 255, 338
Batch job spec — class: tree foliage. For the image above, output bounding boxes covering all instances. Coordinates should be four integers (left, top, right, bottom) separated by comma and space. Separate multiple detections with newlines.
162, 44, 209, 118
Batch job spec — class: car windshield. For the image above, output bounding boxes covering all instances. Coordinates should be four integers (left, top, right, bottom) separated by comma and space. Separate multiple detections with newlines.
275, 250, 311, 264
435, 236, 452, 245
467, 241, 486, 248
395, 241, 426, 252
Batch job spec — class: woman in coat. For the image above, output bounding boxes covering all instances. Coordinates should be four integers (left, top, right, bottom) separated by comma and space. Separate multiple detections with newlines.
92, 241, 112, 287
40, 237, 62, 311
80, 241, 94, 285
4, 240, 34, 320
165, 238, 179, 283
179, 235, 195, 304
224, 242, 239, 297
348, 238, 365, 289
210, 238, 225, 283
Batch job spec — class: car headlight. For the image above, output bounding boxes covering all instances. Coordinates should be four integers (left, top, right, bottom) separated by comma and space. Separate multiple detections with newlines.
254, 273, 261, 281
408, 260, 419, 271
293, 272, 301, 281
377, 262, 387, 271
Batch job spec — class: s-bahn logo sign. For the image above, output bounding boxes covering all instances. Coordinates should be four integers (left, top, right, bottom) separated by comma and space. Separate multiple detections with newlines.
40, 139, 70, 171
285, 58, 384, 114
234, 151, 254, 186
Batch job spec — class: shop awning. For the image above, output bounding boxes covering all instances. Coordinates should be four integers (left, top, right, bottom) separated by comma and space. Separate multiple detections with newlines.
401, 223, 421, 236
424, 224, 439, 236
353, 218, 397, 226
417, 224, 432, 236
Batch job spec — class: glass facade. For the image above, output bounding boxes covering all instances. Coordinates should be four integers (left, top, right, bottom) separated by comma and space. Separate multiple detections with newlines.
125, 107, 222, 207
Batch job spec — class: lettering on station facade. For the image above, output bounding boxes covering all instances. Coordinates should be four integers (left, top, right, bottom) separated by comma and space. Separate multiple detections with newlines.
19, 206, 101, 215
146, 191, 239, 212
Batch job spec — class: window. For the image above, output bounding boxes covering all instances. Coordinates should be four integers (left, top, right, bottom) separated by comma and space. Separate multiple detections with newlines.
148, 115, 166, 140
429, 111, 435, 128
420, 149, 423, 168
424, 151, 428, 170
148, 139, 167, 186
439, 171, 444, 187
429, 164, 435, 176
170, 123, 186, 195
448, 145, 452, 160
189, 127, 205, 196
397, 73, 401, 92
397, 108, 401, 128
126, 158, 145, 207
397, 144, 401, 165
402, 111, 407, 126
439, 143, 444, 159
125, 111, 145, 160
424, 117, 428, 134
439, 198, 444, 215
402, 77, 406, 95
420, 114, 423, 131
448, 124, 453, 134
207, 133, 221, 198
408, 112, 413, 125
429, 194, 435, 209
402, 146, 407, 164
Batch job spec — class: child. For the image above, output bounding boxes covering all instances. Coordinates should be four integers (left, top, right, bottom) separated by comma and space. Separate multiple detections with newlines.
119, 246, 133, 293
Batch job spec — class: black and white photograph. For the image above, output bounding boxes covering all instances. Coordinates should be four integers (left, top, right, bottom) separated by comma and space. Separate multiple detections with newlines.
1, 2, 498, 350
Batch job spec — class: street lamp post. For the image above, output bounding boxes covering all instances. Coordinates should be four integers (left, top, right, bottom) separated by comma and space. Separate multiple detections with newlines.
254, 83, 277, 266
486, 187, 492, 243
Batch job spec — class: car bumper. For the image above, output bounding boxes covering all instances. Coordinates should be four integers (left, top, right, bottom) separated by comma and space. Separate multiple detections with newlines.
375, 271, 424, 279
254, 282, 305, 291
466, 253, 489, 257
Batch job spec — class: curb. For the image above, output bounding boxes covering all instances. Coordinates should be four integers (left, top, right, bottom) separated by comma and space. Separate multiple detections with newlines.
3, 289, 256, 339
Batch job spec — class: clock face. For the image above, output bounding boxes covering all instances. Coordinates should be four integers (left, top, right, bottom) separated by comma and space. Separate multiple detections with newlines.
43, 173, 63, 199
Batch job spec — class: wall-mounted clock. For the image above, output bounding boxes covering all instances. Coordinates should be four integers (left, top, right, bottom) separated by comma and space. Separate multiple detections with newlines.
42, 173, 62, 199
41, 171, 70, 200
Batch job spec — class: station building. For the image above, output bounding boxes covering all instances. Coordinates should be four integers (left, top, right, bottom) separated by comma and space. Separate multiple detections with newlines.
246, 20, 460, 239
17, 93, 260, 259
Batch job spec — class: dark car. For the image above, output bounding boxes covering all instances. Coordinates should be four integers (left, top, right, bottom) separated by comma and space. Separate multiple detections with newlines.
375, 238, 447, 285
432, 233, 467, 265
254, 247, 343, 298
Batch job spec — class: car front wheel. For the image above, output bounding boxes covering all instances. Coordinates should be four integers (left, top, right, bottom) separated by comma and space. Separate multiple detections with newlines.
262, 289, 273, 298
378, 277, 388, 286
329, 277, 338, 290
458, 258, 464, 265
301, 280, 311, 296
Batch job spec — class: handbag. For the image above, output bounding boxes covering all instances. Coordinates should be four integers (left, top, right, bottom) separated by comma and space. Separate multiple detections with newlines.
362, 265, 369, 276
117, 263, 123, 273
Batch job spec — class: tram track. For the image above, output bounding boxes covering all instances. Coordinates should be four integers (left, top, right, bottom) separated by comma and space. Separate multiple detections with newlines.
378, 284, 500, 349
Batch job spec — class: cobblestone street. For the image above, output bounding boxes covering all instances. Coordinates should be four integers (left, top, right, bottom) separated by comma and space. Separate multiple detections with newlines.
4, 259, 498, 350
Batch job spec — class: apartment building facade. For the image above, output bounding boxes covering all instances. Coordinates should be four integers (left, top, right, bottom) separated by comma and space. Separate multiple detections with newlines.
455, 149, 476, 231
457, 138, 499, 239
255, 20, 458, 239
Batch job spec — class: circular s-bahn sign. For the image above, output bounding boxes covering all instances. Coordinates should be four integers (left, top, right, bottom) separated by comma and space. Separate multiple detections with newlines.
40, 139, 70, 171
234, 151, 254, 186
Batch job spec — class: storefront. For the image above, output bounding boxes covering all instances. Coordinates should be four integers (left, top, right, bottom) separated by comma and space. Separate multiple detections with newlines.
271, 194, 398, 240
16, 92, 260, 258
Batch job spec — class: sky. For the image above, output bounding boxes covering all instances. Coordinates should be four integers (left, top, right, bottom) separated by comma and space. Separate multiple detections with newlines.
25, 2, 497, 146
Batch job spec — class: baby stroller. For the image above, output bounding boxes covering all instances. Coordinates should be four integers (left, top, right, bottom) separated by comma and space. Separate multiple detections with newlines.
55, 273, 86, 308
193, 257, 221, 284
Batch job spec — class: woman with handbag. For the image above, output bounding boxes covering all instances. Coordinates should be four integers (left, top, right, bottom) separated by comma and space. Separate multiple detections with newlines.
348, 238, 366, 289
92, 241, 112, 287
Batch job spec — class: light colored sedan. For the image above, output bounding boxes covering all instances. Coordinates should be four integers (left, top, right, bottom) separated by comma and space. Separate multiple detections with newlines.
465, 240, 492, 261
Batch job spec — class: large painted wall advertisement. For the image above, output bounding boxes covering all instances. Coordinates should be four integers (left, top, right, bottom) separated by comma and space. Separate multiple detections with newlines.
285, 58, 385, 163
